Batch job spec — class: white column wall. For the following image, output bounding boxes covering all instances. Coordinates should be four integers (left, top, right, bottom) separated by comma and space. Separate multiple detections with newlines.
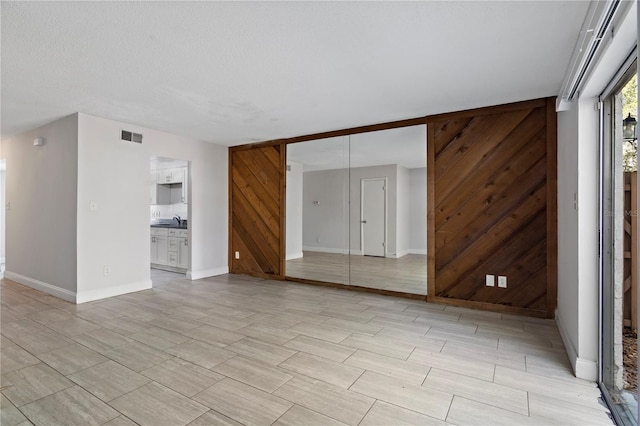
556, 98, 600, 381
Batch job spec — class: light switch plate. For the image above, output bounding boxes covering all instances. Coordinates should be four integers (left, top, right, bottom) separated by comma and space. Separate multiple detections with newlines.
235, 251, 240, 259
485, 274, 495, 287
498, 276, 507, 288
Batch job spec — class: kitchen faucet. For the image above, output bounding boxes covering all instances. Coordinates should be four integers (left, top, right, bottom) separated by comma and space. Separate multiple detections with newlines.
173, 215, 181, 226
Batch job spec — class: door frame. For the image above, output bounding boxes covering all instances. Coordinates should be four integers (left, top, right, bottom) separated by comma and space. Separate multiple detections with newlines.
360, 177, 387, 257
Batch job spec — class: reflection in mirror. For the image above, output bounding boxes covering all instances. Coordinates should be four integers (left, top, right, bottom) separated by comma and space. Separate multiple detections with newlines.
349, 125, 427, 294
285, 125, 427, 295
286, 136, 349, 285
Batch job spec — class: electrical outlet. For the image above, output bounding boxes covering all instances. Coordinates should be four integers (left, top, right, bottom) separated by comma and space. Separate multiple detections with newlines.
103, 266, 111, 276
498, 276, 507, 288
235, 251, 240, 260
485, 274, 495, 287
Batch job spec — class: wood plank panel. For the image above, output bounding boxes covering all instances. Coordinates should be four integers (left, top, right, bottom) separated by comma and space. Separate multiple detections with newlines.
230, 145, 284, 276
428, 98, 556, 317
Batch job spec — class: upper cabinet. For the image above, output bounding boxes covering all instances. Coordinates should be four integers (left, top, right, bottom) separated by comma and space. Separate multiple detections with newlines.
150, 166, 188, 205
157, 168, 184, 184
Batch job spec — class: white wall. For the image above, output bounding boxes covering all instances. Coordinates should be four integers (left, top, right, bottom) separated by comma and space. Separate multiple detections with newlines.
76, 113, 228, 302
302, 168, 349, 253
286, 161, 303, 260
408, 167, 427, 254
2, 115, 79, 301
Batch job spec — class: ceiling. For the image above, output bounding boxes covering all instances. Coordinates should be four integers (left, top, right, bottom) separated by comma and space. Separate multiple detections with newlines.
1, 1, 589, 146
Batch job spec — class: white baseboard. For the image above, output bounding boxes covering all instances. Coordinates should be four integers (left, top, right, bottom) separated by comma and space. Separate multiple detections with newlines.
303, 246, 362, 255
556, 311, 598, 381
187, 266, 229, 280
286, 252, 304, 261
4, 271, 76, 303
76, 280, 152, 304
393, 249, 428, 258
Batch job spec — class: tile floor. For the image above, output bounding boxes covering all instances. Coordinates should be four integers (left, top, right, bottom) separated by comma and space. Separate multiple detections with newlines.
0, 271, 613, 426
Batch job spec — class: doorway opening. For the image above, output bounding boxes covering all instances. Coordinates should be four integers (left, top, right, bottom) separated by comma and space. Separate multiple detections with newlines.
149, 156, 190, 286
361, 178, 387, 257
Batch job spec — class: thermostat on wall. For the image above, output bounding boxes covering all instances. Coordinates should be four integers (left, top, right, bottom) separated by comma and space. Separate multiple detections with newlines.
33, 138, 44, 146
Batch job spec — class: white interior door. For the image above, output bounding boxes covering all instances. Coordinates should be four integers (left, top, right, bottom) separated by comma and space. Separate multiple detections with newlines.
361, 178, 386, 257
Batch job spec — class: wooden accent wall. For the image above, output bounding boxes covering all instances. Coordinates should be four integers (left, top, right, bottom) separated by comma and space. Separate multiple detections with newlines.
427, 98, 557, 318
229, 144, 285, 277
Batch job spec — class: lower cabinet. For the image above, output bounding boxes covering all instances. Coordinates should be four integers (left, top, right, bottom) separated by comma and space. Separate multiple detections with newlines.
151, 235, 168, 265
151, 228, 189, 271
178, 237, 189, 269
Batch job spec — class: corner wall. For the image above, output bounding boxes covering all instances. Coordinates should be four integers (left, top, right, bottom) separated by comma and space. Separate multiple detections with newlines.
2, 114, 79, 301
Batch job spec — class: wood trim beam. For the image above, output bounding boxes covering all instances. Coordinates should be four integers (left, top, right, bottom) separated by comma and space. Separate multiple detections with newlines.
546, 97, 558, 318
427, 123, 436, 300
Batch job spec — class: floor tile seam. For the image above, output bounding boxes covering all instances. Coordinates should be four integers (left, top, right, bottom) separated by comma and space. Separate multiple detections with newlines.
2, 384, 76, 426
421, 376, 531, 417
441, 340, 541, 361
442, 392, 456, 423
191, 373, 295, 411
408, 357, 497, 383
139, 362, 227, 400
1, 371, 75, 410
64, 354, 159, 394
491, 378, 605, 407
1, 348, 41, 373
347, 371, 455, 421
353, 397, 377, 426
103, 378, 208, 421
5, 336, 76, 361
0, 390, 32, 425
276, 351, 364, 385
526, 390, 613, 414
102, 343, 178, 373
494, 365, 603, 392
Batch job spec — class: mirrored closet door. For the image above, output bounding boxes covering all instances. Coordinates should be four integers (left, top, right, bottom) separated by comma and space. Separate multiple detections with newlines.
284, 125, 427, 295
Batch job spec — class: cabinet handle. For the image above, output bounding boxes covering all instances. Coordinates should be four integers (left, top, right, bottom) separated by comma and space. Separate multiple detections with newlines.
185, 239, 188, 246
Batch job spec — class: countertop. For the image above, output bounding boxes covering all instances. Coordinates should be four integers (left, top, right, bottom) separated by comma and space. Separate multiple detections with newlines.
151, 219, 188, 229
151, 224, 188, 229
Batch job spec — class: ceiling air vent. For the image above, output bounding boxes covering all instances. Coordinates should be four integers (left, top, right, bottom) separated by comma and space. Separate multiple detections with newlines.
121, 130, 143, 143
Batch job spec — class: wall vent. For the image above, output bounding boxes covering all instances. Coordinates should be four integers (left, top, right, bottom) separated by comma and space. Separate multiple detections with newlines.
121, 130, 143, 143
